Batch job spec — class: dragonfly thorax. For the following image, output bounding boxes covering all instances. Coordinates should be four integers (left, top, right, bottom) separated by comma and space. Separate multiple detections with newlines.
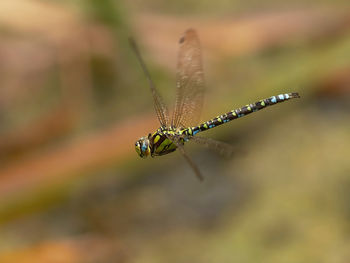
135, 128, 187, 159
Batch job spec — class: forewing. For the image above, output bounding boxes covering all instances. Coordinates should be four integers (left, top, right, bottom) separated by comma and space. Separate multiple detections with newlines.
129, 38, 169, 127
172, 29, 204, 128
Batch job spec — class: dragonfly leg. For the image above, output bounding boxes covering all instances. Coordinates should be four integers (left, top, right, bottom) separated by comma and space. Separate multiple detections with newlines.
167, 134, 204, 181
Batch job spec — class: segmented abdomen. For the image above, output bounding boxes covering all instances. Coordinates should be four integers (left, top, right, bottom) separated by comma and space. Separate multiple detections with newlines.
184, 92, 300, 136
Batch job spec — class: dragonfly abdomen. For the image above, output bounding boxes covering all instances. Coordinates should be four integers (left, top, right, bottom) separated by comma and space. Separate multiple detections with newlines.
184, 92, 300, 135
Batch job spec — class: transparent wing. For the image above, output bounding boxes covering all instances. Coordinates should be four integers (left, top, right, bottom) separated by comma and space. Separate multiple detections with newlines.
189, 136, 235, 158
129, 38, 169, 127
167, 134, 204, 181
172, 29, 205, 128
178, 145, 204, 181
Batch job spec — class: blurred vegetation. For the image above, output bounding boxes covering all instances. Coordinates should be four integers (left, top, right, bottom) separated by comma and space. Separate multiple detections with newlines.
0, 0, 349, 262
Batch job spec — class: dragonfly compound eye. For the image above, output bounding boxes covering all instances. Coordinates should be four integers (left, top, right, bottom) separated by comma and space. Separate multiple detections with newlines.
135, 137, 150, 158
135, 141, 144, 157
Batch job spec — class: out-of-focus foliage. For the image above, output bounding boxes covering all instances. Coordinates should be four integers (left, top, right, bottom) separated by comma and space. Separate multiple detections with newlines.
0, 0, 349, 262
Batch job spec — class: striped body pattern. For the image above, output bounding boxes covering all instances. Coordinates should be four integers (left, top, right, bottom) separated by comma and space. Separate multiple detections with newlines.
131, 29, 300, 180
145, 92, 300, 157
150, 128, 182, 156
183, 92, 300, 137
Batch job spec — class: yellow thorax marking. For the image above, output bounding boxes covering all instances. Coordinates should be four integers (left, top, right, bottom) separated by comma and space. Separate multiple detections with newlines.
188, 128, 192, 135
154, 135, 160, 143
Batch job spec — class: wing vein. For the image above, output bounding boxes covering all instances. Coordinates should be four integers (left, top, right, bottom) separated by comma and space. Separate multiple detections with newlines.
129, 38, 169, 127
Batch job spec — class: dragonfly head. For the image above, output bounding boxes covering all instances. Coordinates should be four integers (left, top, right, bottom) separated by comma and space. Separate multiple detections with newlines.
135, 136, 151, 158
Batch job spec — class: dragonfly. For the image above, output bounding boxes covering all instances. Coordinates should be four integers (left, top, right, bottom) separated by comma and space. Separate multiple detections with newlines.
130, 29, 300, 181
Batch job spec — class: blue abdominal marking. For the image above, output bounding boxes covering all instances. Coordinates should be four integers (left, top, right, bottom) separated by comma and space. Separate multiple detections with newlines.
271, 96, 277, 103
278, 94, 284, 100
285, 93, 289, 99
193, 130, 199, 135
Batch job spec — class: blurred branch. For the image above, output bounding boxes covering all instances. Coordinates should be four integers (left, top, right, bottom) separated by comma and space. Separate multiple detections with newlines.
0, 115, 159, 223
0, 235, 127, 263
0, 107, 76, 163
0, 0, 116, 162
133, 8, 350, 70
316, 66, 350, 97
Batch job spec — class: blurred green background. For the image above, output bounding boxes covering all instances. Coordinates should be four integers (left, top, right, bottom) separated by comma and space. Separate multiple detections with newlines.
0, 0, 349, 262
